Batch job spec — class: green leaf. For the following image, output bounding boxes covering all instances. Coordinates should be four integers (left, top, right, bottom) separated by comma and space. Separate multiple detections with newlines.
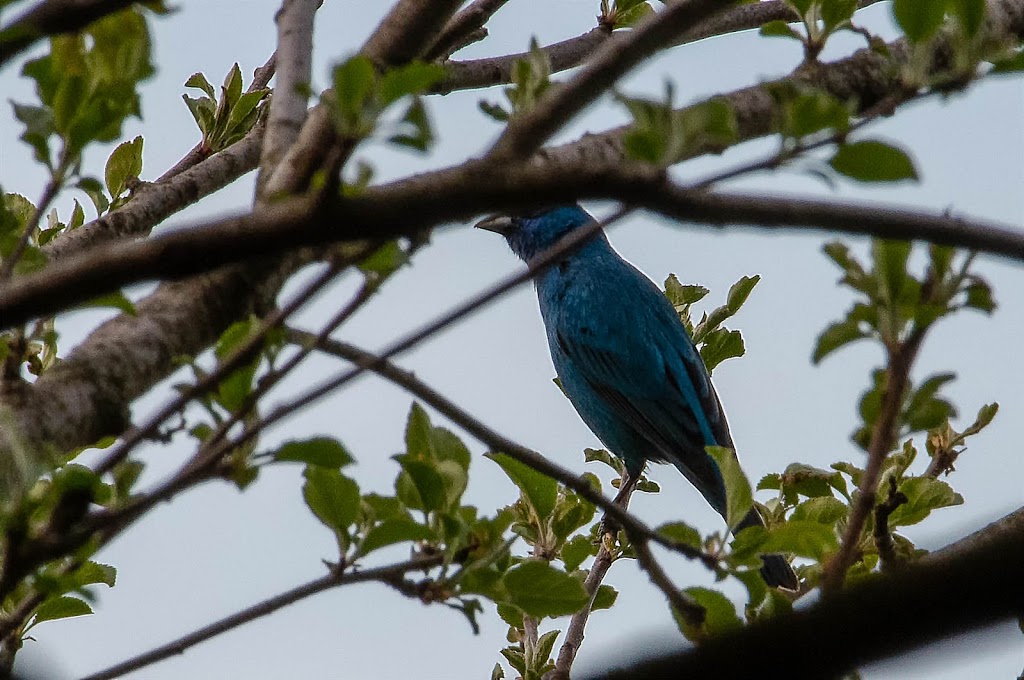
222, 63, 243, 109
561, 534, 597, 572
760, 20, 803, 40
790, 496, 848, 525
359, 240, 406, 277
887, 476, 963, 527
104, 135, 144, 199
699, 328, 745, 373
273, 437, 354, 467
761, 520, 839, 560
591, 584, 619, 611
813, 319, 869, 364
664, 274, 709, 306
361, 518, 434, 555
32, 596, 93, 626
964, 279, 996, 313
950, 0, 984, 35
303, 466, 360, 532
224, 89, 270, 138
79, 291, 135, 315
332, 55, 376, 134
990, 50, 1024, 74
822, 0, 858, 31
893, 0, 948, 42
962, 402, 998, 437
613, 0, 654, 27
725, 275, 759, 313
389, 97, 434, 152
378, 62, 445, 107
405, 402, 434, 460
185, 71, 216, 98
676, 587, 740, 640
487, 452, 558, 521
72, 561, 117, 588
706, 446, 752, 532
830, 140, 919, 183
394, 455, 447, 513
656, 521, 703, 551
502, 560, 589, 618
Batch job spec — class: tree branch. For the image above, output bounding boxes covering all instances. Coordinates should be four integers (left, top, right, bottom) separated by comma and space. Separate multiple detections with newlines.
5, 169, 1024, 330
256, 0, 318, 196
588, 506, 1024, 680
78, 555, 445, 680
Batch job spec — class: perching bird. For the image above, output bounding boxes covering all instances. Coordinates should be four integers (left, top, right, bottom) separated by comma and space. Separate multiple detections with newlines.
479, 204, 798, 589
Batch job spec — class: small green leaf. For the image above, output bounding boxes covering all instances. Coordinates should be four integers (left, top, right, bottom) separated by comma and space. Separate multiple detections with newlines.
761, 520, 839, 560
361, 518, 434, 555
760, 20, 803, 40
332, 55, 376, 134
822, 0, 858, 32
591, 584, 619, 611
706, 446, 753, 532
664, 274, 709, 306
303, 466, 360, 532
790, 496, 848, 525
273, 437, 354, 467
378, 62, 445, 107
887, 476, 963, 527
104, 135, 144, 199
79, 291, 136, 315
725, 275, 759, 313
32, 596, 93, 626
656, 521, 703, 550
561, 534, 597, 572
502, 560, 589, 618
613, 0, 654, 27
394, 455, 447, 513
676, 587, 739, 640
893, 0, 948, 42
359, 240, 407, 277
185, 72, 216, 98
830, 140, 919, 183
487, 452, 558, 521
72, 561, 117, 589
813, 319, 869, 364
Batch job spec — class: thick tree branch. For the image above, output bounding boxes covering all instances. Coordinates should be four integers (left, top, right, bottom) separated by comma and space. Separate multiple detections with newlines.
4, 172, 1023, 330
488, 0, 740, 160
589, 506, 1024, 680
78, 555, 445, 680
0, 0, 135, 68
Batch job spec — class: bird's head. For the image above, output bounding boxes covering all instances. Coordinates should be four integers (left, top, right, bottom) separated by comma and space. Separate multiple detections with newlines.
476, 204, 598, 262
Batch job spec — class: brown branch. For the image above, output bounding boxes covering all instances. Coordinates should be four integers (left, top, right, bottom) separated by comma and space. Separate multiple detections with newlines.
435, 0, 887, 93
822, 329, 926, 594
587, 506, 1024, 680
78, 555, 444, 680
488, 0, 740, 160
423, 0, 509, 61
0, 0, 135, 69
6, 165, 1024, 330
872, 475, 908, 571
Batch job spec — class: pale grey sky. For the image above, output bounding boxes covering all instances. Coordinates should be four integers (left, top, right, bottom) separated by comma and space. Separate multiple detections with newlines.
3, 1, 1023, 678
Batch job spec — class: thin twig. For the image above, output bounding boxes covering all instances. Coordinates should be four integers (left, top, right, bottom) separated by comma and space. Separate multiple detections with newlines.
78, 555, 444, 680
424, 0, 509, 61
0, 169, 63, 280
873, 475, 907, 571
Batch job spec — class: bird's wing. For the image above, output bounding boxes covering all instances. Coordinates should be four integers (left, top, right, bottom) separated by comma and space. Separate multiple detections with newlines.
553, 298, 731, 512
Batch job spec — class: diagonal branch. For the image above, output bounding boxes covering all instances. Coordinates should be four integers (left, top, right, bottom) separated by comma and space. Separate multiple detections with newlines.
424, 0, 510, 61
78, 555, 445, 680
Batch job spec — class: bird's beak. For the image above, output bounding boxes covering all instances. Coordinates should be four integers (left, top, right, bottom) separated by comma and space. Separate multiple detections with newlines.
475, 214, 514, 236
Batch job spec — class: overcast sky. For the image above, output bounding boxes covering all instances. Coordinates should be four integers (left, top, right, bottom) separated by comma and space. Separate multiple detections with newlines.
3, 1, 1023, 678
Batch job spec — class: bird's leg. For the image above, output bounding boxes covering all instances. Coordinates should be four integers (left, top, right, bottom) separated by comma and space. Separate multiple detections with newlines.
599, 468, 640, 538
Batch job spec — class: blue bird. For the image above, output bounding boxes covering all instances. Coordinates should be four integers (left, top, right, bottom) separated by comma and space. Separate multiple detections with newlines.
479, 204, 797, 589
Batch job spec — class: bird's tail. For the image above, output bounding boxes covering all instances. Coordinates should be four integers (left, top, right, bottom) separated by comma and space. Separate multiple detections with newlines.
736, 507, 799, 591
